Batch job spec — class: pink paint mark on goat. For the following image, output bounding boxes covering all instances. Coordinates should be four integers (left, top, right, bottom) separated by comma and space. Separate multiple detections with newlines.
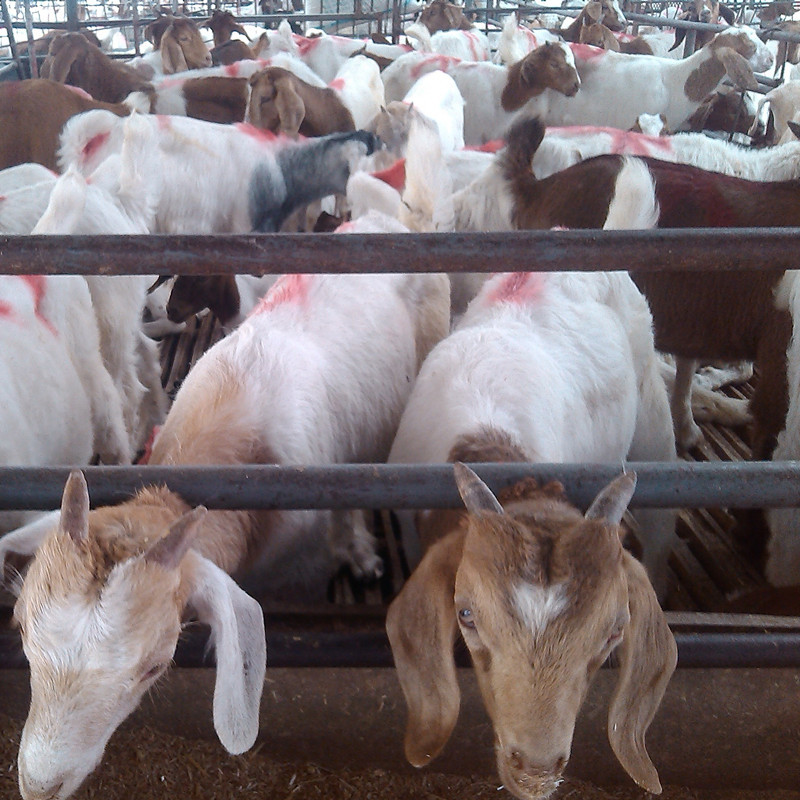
250, 274, 311, 316
137, 425, 162, 464
464, 31, 482, 61
293, 35, 320, 56
0, 301, 13, 319
548, 125, 674, 157
372, 159, 406, 190
156, 115, 173, 132
410, 54, 460, 81
157, 77, 185, 90
464, 139, 505, 153
334, 220, 356, 232
224, 63, 241, 77
21, 275, 57, 336
328, 77, 345, 91
81, 131, 110, 166
569, 42, 606, 61
234, 122, 280, 144
484, 272, 545, 307
614, 32, 637, 42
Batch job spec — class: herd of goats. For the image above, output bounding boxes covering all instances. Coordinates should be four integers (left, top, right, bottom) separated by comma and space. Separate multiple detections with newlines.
1, 0, 800, 798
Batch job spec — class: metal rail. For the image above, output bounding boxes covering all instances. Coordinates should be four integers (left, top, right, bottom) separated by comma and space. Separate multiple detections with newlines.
1, 228, 799, 276
2, 461, 800, 511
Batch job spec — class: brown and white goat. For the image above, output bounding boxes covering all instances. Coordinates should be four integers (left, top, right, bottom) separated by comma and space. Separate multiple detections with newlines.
560, 0, 627, 41
246, 66, 355, 137
129, 14, 212, 77
40, 32, 154, 104
202, 8, 252, 48
578, 20, 654, 55
416, 0, 474, 33
496, 115, 794, 460
387, 461, 676, 800
0, 79, 138, 171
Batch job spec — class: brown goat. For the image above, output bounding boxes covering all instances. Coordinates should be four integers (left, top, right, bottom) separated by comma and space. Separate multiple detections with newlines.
579, 19, 654, 55
41, 32, 154, 104
211, 38, 258, 66
387, 453, 676, 800
145, 14, 212, 73
499, 116, 795, 461
0, 79, 133, 171
246, 67, 355, 138
201, 9, 251, 47
561, 0, 627, 41
156, 75, 249, 123
417, 0, 473, 33
683, 88, 755, 135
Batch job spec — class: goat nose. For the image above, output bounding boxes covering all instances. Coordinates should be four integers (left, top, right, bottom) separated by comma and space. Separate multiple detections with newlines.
19, 772, 65, 800
500, 750, 568, 800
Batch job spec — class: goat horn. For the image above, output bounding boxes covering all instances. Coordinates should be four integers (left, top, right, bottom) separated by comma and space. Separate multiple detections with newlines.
453, 462, 504, 514
59, 470, 90, 544
145, 506, 207, 570
585, 471, 637, 527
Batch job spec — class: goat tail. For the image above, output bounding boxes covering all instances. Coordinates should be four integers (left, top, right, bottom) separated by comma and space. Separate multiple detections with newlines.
501, 115, 545, 182
603, 157, 659, 231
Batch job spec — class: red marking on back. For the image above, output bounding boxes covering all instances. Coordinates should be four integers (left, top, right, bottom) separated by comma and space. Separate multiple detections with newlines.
0, 301, 12, 319
334, 220, 356, 233
410, 54, 460, 81
569, 42, 606, 61
14, 276, 57, 336
81, 131, 110, 166
372, 158, 406, 190
464, 31, 482, 60
137, 425, 162, 464
156, 115, 173, 131
0, 195, 5, 203
328, 77, 345, 91
484, 272, 545, 307
249, 274, 311, 316
157, 77, 184, 90
549, 125, 674, 157
234, 122, 280, 143
225, 63, 241, 77
293, 35, 320, 56
464, 139, 505, 153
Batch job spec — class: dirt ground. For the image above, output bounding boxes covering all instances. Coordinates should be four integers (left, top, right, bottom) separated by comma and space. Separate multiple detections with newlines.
1, 712, 799, 800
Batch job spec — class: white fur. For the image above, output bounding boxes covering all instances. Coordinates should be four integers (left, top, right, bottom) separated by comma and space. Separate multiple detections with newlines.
402, 69, 465, 151
513, 582, 569, 634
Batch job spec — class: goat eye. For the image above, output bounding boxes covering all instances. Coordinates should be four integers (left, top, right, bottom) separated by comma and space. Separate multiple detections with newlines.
458, 608, 476, 630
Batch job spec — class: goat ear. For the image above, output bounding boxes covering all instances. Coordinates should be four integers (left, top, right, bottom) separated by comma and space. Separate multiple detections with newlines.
386, 530, 465, 767
209, 276, 241, 325
59, 470, 90, 545
454, 462, 504, 514
187, 553, 267, 754
585, 471, 636, 527
48, 45, 81, 84
585, 1, 603, 23
145, 506, 206, 570
717, 46, 759, 91
234, 21, 251, 40
607, 552, 677, 793
161, 26, 189, 74
275, 77, 305, 137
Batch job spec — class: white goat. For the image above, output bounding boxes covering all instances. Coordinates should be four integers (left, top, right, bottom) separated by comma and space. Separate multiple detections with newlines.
389, 158, 676, 599
405, 20, 491, 61
401, 69, 465, 151
58, 110, 380, 234
3, 269, 451, 800
748, 80, 800, 144
491, 13, 560, 66
381, 42, 581, 144
542, 27, 774, 131
330, 54, 386, 130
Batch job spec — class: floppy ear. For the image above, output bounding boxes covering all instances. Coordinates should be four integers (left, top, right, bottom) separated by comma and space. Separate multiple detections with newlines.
207, 276, 242, 325
274, 76, 305, 137
49, 44, 81, 84
161, 26, 189, 74
607, 552, 677, 794
186, 552, 267, 754
717, 46, 759, 91
584, 1, 604, 24
385, 529, 465, 767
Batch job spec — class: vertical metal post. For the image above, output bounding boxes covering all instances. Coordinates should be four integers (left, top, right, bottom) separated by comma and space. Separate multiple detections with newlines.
131, 0, 141, 56
65, 0, 79, 31
0, 0, 22, 79
22, 0, 37, 78
391, 0, 401, 43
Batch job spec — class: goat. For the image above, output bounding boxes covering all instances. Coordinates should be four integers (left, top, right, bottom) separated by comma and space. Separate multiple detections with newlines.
2, 269, 451, 800
404, 20, 491, 62
246, 66, 355, 137
539, 26, 773, 131
681, 87, 756, 137
400, 69, 465, 151
749, 81, 800, 145
202, 8, 252, 48
330, 54, 386, 130
560, 0, 628, 41
0, 79, 143, 171
490, 116, 796, 460
387, 463, 676, 800
127, 14, 212, 78
381, 42, 580, 145
578, 21, 654, 55
416, 0, 474, 34
40, 32, 154, 104
491, 14, 561, 66
58, 110, 379, 233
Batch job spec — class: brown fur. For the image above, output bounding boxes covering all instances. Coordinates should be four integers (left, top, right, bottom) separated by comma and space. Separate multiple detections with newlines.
148, 16, 212, 73
501, 115, 796, 461
560, 0, 627, 41
387, 462, 676, 798
247, 67, 355, 138
180, 76, 248, 123
684, 33, 760, 102
684, 89, 755, 135
41, 32, 154, 104
166, 275, 241, 324
500, 42, 581, 113
0, 79, 131, 171
202, 9, 251, 47
210, 38, 257, 66
417, 0, 473, 33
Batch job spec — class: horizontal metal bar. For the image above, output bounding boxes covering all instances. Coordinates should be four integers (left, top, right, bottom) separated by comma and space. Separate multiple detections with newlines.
2, 462, 800, 511
1, 229, 799, 276
2, 624, 799, 669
